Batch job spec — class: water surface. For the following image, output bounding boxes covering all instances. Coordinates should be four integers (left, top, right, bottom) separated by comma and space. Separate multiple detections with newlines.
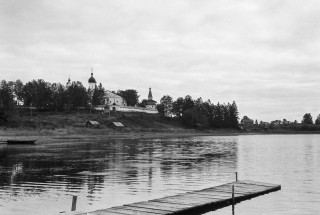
0, 134, 319, 214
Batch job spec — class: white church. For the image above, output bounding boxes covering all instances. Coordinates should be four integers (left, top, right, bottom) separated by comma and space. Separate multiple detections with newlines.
67, 72, 158, 114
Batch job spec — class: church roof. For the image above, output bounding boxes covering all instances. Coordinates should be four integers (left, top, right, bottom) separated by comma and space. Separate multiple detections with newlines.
88, 73, 96, 83
146, 100, 157, 105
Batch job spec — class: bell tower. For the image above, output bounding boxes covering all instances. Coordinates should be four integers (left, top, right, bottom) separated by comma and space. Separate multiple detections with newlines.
148, 87, 153, 100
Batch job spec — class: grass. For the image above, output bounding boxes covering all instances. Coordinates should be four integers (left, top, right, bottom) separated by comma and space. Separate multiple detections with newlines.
0, 110, 186, 136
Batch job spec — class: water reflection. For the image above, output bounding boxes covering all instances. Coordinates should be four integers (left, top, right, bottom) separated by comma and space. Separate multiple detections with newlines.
0, 136, 238, 214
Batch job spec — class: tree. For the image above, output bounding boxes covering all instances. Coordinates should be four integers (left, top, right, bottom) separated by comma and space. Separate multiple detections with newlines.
159, 95, 173, 117
211, 103, 224, 128
50, 83, 67, 111
172, 97, 184, 118
22, 79, 52, 109
182, 108, 208, 128
92, 83, 105, 106
201, 100, 213, 119
182, 95, 194, 112
302, 113, 313, 124
315, 114, 320, 125
156, 103, 165, 118
0, 80, 15, 125
66, 81, 89, 110
255, 119, 258, 125
117, 89, 139, 106
13, 79, 24, 104
229, 101, 239, 128
139, 99, 148, 108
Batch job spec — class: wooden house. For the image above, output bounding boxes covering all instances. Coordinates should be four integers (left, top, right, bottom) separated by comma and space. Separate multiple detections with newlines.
85, 120, 100, 128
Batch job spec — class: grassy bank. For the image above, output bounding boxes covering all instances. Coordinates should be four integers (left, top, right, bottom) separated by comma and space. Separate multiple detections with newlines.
0, 111, 205, 136
1, 111, 319, 143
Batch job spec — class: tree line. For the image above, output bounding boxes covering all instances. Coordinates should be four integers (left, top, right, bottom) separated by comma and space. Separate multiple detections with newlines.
0, 79, 139, 125
156, 95, 240, 129
302, 113, 320, 125
1, 79, 240, 129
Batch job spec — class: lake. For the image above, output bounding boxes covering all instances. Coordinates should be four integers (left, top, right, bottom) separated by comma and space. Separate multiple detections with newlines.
0, 134, 319, 215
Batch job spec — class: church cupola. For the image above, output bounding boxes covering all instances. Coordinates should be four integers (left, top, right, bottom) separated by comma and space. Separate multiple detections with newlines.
88, 69, 96, 90
148, 87, 153, 100
66, 75, 71, 88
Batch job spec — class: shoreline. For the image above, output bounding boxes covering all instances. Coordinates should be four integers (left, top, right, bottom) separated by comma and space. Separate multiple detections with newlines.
1, 128, 320, 145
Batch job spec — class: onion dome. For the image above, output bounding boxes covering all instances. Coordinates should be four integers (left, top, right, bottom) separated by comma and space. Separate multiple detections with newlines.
88, 73, 96, 83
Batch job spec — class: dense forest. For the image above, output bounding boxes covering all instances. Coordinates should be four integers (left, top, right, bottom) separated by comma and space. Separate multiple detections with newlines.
156, 95, 239, 129
0, 79, 240, 129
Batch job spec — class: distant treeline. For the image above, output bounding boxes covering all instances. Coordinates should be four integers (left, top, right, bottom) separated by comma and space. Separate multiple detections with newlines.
156, 95, 239, 129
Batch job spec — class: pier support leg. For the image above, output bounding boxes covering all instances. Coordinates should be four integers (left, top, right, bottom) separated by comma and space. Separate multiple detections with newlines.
232, 185, 235, 212
235, 172, 238, 181
71, 196, 77, 211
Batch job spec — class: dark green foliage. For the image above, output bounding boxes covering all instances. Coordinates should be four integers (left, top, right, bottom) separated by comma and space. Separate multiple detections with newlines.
66, 82, 89, 110
0, 80, 15, 125
92, 83, 105, 106
315, 114, 320, 125
0, 109, 9, 125
0, 80, 14, 109
139, 99, 148, 108
14, 79, 24, 103
22, 79, 52, 109
211, 102, 224, 128
182, 108, 209, 128
117, 89, 139, 106
159, 95, 173, 117
302, 113, 313, 124
172, 97, 184, 118
229, 101, 239, 128
182, 95, 194, 111
156, 103, 165, 118
50, 83, 67, 111
170, 95, 239, 129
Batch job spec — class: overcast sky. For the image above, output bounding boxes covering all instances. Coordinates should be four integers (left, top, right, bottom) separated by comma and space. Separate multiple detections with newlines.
1, 0, 320, 121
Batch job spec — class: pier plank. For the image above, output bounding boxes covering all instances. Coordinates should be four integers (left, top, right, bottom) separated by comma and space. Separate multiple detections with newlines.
74, 180, 281, 215
128, 201, 188, 211
121, 205, 172, 214
106, 207, 164, 215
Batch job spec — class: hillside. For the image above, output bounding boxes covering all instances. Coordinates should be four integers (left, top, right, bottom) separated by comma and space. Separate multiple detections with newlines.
1, 110, 190, 135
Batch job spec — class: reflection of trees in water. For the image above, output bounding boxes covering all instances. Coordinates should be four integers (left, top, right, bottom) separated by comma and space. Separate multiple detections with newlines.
86, 175, 104, 201
158, 139, 238, 180
0, 137, 238, 205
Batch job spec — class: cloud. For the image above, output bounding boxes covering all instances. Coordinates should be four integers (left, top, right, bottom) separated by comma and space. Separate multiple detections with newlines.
1, 0, 320, 121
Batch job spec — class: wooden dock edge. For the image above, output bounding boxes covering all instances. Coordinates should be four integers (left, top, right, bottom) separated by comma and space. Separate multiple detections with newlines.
153, 183, 281, 215
72, 180, 281, 215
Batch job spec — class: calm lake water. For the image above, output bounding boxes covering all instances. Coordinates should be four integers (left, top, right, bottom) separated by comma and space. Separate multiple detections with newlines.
0, 134, 319, 215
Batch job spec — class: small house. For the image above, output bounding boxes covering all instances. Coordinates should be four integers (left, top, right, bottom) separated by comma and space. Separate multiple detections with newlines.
108, 122, 124, 130
85, 120, 100, 128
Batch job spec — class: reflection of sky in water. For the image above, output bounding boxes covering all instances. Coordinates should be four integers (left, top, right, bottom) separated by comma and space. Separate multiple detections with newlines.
0, 136, 238, 215
2, 135, 319, 215
205, 134, 320, 215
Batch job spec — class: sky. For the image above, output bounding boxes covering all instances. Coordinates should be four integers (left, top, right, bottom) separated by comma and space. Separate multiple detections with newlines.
1, 0, 320, 122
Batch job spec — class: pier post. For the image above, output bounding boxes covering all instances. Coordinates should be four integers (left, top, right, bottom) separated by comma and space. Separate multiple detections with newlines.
71, 196, 77, 211
235, 172, 238, 181
232, 185, 235, 211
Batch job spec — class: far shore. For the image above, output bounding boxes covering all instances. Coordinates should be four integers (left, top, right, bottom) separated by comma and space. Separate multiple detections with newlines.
1, 127, 320, 145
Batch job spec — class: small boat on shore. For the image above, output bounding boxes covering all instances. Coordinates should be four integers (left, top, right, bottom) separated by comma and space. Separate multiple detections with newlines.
6, 140, 36, 145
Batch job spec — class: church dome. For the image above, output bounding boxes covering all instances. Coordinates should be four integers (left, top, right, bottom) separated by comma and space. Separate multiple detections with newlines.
88, 73, 96, 83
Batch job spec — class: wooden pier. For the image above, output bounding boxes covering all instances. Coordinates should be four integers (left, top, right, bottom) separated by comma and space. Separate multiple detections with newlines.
74, 180, 281, 215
